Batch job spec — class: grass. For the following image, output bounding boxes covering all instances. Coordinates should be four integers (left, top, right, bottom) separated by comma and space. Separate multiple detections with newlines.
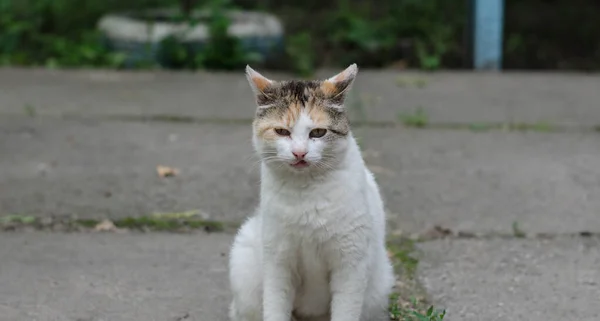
0, 213, 230, 232
395, 77, 429, 89
389, 294, 446, 321
387, 237, 446, 320
398, 107, 429, 128
0, 214, 36, 224
512, 221, 526, 238
23, 104, 36, 117
502, 122, 554, 132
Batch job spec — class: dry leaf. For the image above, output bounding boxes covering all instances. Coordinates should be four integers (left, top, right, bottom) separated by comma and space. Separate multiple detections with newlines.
157, 165, 180, 177
420, 225, 453, 240
94, 219, 117, 232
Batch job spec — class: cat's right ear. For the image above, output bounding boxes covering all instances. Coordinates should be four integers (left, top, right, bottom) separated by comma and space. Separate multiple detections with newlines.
245, 65, 274, 106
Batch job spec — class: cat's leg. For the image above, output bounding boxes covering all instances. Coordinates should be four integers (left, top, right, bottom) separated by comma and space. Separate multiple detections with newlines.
329, 256, 369, 321
262, 237, 296, 321
360, 251, 395, 321
229, 216, 263, 321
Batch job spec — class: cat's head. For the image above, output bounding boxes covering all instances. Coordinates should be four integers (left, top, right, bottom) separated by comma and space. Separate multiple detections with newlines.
245, 64, 358, 174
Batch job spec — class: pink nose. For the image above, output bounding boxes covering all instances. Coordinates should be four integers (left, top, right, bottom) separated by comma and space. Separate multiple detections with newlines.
292, 151, 307, 159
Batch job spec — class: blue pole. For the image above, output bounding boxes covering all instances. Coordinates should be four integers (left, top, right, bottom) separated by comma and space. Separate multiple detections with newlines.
472, 0, 504, 70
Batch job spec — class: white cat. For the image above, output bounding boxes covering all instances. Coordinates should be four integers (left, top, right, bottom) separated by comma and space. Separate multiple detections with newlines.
228, 64, 394, 321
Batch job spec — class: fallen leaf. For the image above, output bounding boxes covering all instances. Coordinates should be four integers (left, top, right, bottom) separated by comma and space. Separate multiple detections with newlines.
420, 225, 453, 240
94, 219, 117, 232
157, 165, 180, 177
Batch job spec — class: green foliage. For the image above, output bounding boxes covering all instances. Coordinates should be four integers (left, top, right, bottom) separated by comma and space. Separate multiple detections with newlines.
3, 0, 598, 72
398, 107, 429, 128
252, 0, 466, 74
195, 0, 261, 70
0, 0, 260, 70
0, 0, 154, 68
512, 221, 526, 238
389, 294, 446, 321
144, 0, 262, 70
285, 32, 315, 77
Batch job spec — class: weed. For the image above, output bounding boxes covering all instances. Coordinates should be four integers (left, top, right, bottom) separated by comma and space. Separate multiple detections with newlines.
468, 123, 492, 132
414, 78, 429, 88
389, 294, 446, 321
506, 122, 554, 132
387, 238, 447, 320
512, 221, 526, 238
389, 241, 419, 278
0, 214, 36, 224
0, 214, 228, 232
75, 218, 101, 228
23, 104, 36, 117
113, 215, 224, 232
415, 40, 442, 71
399, 107, 428, 128
396, 77, 428, 88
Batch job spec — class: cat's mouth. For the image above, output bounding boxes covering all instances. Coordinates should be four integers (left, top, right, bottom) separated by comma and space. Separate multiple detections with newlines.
290, 160, 309, 168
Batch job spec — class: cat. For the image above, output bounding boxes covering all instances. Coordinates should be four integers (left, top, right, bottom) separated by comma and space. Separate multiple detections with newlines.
228, 64, 394, 321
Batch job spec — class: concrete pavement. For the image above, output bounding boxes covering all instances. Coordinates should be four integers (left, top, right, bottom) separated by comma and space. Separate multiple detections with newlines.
0, 232, 232, 321
1, 68, 600, 126
1, 68, 599, 321
2, 117, 600, 234
418, 237, 600, 321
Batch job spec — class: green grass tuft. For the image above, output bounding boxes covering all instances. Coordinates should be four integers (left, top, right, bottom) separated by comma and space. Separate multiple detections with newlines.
0, 213, 227, 233
512, 221, 526, 238
398, 107, 428, 128
387, 237, 447, 320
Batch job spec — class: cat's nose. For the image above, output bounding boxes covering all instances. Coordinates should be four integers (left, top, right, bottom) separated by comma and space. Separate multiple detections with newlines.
292, 150, 307, 160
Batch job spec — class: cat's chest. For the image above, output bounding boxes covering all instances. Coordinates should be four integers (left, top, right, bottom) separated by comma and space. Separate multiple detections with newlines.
266, 189, 363, 229
296, 241, 328, 273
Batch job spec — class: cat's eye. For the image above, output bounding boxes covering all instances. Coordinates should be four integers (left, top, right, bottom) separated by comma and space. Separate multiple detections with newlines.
309, 128, 327, 138
274, 128, 291, 136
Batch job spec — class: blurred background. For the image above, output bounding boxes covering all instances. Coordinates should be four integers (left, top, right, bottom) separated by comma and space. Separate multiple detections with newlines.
1, 0, 599, 74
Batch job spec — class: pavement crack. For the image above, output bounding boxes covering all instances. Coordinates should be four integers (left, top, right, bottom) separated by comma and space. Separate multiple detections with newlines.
413, 225, 600, 242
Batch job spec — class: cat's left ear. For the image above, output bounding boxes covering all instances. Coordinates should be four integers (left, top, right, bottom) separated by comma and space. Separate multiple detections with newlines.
320, 63, 358, 106
245, 65, 274, 106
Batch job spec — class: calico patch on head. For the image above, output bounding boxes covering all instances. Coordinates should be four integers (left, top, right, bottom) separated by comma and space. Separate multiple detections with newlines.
245, 65, 358, 172
246, 64, 357, 140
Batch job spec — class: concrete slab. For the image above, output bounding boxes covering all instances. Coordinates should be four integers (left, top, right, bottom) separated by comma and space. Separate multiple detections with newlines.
1, 68, 600, 126
363, 127, 600, 235
0, 231, 233, 321
417, 237, 600, 321
2, 117, 600, 234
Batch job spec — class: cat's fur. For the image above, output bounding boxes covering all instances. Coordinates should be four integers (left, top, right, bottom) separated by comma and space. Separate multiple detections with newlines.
229, 64, 394, 321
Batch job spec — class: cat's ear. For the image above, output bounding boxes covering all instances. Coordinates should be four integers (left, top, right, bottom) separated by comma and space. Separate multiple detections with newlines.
246, 65, 274, 106
320, 63, 358, 106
